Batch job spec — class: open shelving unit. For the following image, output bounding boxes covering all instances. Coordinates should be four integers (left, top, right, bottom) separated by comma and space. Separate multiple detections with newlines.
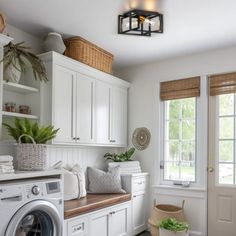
2, 111, 38, 120
3, 81, 39, 94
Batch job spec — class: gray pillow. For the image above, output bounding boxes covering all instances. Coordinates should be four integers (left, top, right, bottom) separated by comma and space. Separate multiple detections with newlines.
87, 166, 126, 194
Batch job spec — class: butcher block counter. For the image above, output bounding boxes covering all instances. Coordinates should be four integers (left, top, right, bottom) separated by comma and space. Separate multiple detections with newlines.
64, 193, 131, 219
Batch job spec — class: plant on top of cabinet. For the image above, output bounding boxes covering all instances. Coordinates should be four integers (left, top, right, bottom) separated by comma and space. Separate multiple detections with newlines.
1, 42, 48, 83
3, 118, 59, 143
104, 147, 135, 162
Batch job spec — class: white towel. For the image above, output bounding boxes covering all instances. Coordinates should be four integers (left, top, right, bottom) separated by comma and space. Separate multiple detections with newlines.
0, 155, 13, 162
0, 165, 14, 171
0, 161, 14, 166
0, 169, 14, 174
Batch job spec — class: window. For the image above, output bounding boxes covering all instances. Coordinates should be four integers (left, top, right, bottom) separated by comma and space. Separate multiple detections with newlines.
217, 94, 236, 185
163, 97, 196, 182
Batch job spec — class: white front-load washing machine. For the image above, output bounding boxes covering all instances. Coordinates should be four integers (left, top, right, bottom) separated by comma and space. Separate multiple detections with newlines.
0, 177, 63, 236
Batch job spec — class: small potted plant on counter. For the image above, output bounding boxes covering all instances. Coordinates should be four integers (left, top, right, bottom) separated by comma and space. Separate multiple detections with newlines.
104, 147, 143, 174
1, 41, 48, 83
3, 118, 59, 171
159, 218, 189, 236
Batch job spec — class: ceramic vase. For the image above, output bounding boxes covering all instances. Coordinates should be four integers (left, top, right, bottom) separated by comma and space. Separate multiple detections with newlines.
4, 59, 21, 83
159, 228, 189, 236
43, 32, 66, 54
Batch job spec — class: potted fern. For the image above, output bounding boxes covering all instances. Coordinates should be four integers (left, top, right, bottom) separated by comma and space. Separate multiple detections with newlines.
3, 118, 59, 170
1, 41, 47, 83
159, 218, 189, 236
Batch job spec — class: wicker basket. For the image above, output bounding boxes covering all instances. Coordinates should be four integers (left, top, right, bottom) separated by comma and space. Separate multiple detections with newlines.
0, 13, 6, 33
17, 134, 47, 171
148, 201, 186, 236
64, 36, 113, 74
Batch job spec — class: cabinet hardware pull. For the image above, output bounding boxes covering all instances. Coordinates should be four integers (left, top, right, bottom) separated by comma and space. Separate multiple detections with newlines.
77, 137, 80, 140
72, 137, 77, 140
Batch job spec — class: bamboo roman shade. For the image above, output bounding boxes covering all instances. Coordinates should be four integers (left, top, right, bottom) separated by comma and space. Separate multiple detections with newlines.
160, 76, 200, 101
209, 72, 236, 96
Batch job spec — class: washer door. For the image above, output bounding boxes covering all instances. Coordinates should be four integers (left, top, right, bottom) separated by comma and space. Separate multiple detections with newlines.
5, 200, 62, 236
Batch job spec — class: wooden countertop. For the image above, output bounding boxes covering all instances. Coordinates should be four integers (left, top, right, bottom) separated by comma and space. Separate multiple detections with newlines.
64, 193, 131, 219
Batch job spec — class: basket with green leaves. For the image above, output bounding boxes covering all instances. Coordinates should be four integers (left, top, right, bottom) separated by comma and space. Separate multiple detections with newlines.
104, 147, 135, 162
3, 118, 59, 170
159, 218, 189, 236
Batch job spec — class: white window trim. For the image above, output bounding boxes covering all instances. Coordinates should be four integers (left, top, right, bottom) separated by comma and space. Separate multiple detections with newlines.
158, 76, 208, 189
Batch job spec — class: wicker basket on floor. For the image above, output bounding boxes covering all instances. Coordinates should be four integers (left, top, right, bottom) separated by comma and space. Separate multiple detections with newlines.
148, 201, 186, 236
17, 134, 47, 171
64, 36, 113, 74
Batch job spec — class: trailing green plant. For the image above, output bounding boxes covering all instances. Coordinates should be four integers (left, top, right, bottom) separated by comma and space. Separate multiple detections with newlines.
159, 218, 189, 232
3, 118, 59, 144
1, 42, 48, 82
104, 147, 135, 162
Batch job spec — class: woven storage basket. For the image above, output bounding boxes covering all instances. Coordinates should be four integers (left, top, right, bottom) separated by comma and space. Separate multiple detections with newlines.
17, 134, 47, 171
64, 36, 113, 74
148, 201, 186, 236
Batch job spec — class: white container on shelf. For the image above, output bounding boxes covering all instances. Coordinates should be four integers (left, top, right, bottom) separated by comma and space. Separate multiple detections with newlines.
159, 228, 189, 236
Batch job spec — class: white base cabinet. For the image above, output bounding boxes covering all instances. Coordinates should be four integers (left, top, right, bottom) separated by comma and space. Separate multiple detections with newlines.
121, 173, 149, 235
64, 201, 132, 236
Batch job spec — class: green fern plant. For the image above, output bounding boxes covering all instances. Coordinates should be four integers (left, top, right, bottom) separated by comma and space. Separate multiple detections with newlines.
104, 147, 135, 162
3, 118, 59, 144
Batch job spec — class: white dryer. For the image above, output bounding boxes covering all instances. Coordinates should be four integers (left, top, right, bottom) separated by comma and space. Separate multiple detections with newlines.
0, 177, 63, 236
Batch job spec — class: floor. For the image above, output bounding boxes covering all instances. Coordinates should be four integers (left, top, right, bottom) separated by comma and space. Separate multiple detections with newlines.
138, 231, 151, 236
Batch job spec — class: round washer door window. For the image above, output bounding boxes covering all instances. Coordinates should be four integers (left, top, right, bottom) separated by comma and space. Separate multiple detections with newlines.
5, 200, 61, 236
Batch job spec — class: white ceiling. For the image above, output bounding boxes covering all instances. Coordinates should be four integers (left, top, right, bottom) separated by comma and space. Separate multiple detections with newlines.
1, 0, 236, 69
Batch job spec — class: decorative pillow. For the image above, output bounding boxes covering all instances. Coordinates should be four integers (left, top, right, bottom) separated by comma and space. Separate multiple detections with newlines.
71, 164, 87, 198
87, 166, 126, 194
63, 169, 79, 201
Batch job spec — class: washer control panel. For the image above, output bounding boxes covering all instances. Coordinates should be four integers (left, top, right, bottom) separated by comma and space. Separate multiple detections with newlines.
31, 185, 41, 195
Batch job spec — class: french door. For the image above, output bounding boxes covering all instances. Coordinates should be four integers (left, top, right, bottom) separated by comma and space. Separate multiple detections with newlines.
208, 94, 236, 236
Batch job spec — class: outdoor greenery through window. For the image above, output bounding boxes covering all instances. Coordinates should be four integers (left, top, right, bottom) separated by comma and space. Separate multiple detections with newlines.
164, 97, 196, 182
218, 94, 236, 185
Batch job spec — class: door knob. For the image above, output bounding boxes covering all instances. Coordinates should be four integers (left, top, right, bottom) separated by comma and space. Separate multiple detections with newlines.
207, 167, 214, 173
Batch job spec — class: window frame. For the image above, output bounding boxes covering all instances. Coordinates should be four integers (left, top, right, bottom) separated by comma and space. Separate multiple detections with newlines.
159, 77, 207, 188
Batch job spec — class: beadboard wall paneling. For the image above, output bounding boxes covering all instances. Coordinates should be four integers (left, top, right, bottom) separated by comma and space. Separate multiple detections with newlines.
46, 145, 118, 171
0, 143, 118, 171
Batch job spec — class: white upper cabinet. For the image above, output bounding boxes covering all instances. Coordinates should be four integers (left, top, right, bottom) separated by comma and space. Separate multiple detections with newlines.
95, 80, 110, 144
110, 86, 127, 146
53, 65, 76, 144
76, 73, 95, 143
39, 52, 130, 147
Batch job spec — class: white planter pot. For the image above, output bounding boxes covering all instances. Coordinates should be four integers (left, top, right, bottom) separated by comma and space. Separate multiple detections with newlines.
159, 228, 189, 236
4, 60, 22, 83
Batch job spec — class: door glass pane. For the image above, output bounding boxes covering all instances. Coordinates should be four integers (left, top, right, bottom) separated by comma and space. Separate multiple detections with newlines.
169, 100, 180, 120
219, 141, 234, 162
166, 141, 179, 161
182, 141, 195, 161
219, 94, 234, 116
219, 164, 234, 185
182, 97, 195, 119
168, 121, 179, 139
219, 117, 234, 139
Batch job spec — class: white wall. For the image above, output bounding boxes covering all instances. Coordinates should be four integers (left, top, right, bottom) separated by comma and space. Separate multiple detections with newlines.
3, 24, 43, 54
116, 45, 236, 236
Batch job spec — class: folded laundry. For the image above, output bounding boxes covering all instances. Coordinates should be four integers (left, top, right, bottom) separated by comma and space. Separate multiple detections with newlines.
0, 169, 14, 174
0, 166, 14, 171
0, 155, 13, 162
0, 161, 14, 166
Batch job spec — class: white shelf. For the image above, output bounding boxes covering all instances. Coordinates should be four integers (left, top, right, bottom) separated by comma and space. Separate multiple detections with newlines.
3, 81, 39, 94
2, 111, 38, 120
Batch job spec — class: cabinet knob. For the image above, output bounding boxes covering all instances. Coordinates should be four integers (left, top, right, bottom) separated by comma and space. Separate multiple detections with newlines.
77, 137, 80, 140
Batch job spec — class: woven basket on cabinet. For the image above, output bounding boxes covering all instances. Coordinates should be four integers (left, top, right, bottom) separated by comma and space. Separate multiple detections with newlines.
17, 134, 47, 171
64, 36, 113, 74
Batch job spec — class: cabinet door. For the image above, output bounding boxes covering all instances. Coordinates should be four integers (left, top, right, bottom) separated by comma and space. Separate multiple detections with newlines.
53, 65, 76, 144
89, 208, 110, 236
76, 73, 95, 143
110, 203, 131, 236
133, 193, 146, 235
95, 80, 111, 144
110, 87, 127, 146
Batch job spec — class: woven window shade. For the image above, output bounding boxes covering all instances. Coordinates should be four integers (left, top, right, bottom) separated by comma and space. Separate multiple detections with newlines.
160, 77, 200, 101
209, 72, 236, 96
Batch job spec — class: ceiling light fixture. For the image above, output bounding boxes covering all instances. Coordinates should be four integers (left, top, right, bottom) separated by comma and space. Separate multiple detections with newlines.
118, 9, 163, 36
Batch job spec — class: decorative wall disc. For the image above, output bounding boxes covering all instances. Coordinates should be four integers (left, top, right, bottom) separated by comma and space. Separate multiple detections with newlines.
132, 127, 151, 150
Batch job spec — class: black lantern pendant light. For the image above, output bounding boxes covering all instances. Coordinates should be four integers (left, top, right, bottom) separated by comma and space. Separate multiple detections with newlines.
118, 9, 163, 36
